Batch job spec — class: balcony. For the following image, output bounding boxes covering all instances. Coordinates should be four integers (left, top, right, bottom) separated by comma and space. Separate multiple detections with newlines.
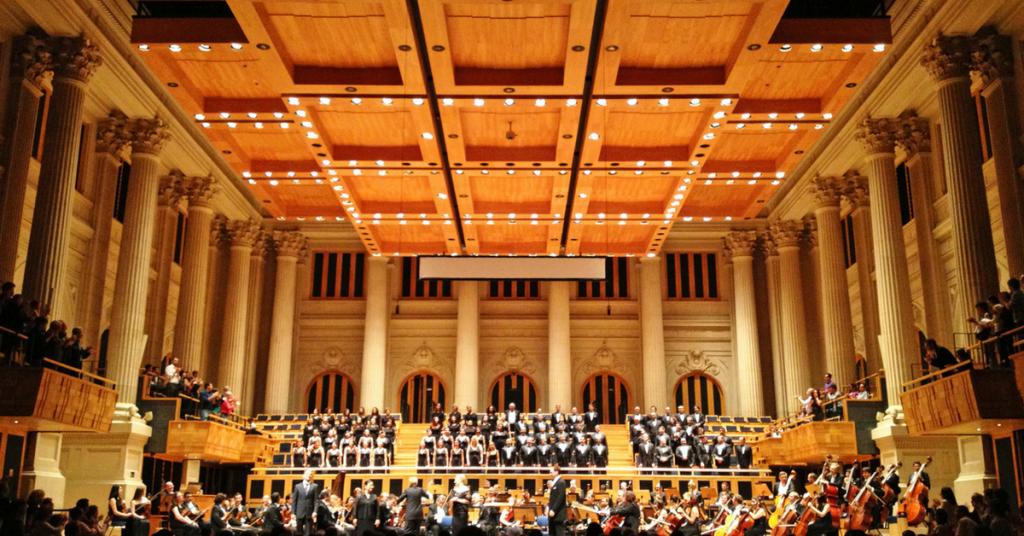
165, 418, 246, 461
902, 360, 1024, 436
0, 359, 117, 433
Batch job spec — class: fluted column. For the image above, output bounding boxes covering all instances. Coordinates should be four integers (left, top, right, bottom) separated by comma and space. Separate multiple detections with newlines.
763, 236, 788, 416
548, 280, 572, 409
855, 118, 916, 411
264, 232, 306, 414
241, 237, 266, 415
899, 113, 955, 347
171, 177, 218, 372
203, 220, 226, 379
639, 256, 668, 410
771, 220, 811, 405
810, 177, 856, 388
726, 232, 763, 415
217, 221, 260, 394
973, 31, 1024, 278
106, 118, 169, 406
360, 256, 390, 410
0, 34, 51, 283
79, 112, 130, 345
845, 175, 882, 372
144, 174, 186, 363
21, 37, 102, 320
922, 35, 1000, 327
455, 281, 480, 408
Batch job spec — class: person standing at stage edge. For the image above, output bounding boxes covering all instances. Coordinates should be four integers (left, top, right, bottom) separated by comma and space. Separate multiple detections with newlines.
355, 481, 380, 536
548, 465, 568, 536
292, 470, 319, 536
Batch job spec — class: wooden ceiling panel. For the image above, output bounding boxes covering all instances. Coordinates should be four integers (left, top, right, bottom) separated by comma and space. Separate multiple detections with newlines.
466, 176, 554, 214
676, 182, 773, 219
346, 175, 439, 214
474, 222, 552, 255
444, 3, 572, 69
317, 109, 422, 148
585, 176, 677, 214
459, 109, 562, 148
176, 59, 280, 99
263, 3, 399, 69
709, 130, 797, 164
602, 110, 703, 148
269, 184, 348, 216
578, 224, 653, 255
230, 130, 317, 163
618, 4, 751, 69
742, 52, 850, 100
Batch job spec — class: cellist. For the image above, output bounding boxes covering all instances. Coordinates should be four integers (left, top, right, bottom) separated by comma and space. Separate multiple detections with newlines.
801, 495, 836, 536
607, 490, 642, 531
745, 498, 769, 536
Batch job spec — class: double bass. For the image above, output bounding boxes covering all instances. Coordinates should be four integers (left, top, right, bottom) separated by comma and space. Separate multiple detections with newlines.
844, 467, 882, 532
898, 456, 931, 526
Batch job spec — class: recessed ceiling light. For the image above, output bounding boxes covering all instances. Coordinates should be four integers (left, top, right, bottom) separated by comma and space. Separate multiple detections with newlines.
473, 98, 485, 106
455, 170, 464, 174
589, 133, 599, 140
658, 98, 669, 106
269, 179, 278, 185
319, 97, 331, 105
194, 113, 205, 120
559, 170, 567, 175
873, 44, 885, 52
636, 160, 645, 167
780, 44, 792, 52
703, 133, 714, 140
810, 44, 822, 52
691, 160, 699, 166
741, 113, 751, 119
710, 122, 720, 128
504, 98, 515, 106
535, 99, 546, 107
376, 160, 385, 166
533, 170, 541, 175
768, 113, 778, 119
815, 124, 824, 129
842, 44, 854, 52
169, 44, 181, 52
202, 122, 210, 128
231, 43, 243, 50
507, 170, 515, 175
322, 159, 331, 165
609, 170, 617, 175
627, 98, 638, 106
763, 123, 772, 129
789, 124, 798, 130
709, 173, 716, 178
443, 98, 454, 106
823, 113, 833, 119
227, 122, 237, 128
579, 193, 587, 198
689, 98, 700, 106
382, 98, 393, 105
776, 171, 785, 178
413, 98, 424, 106
301, 121, 313, 128
220, 112, 230, 119
566, 99, 577, 106
199, 44, 211, 52
634, 170, 642, 175
596, 99, 607, 106
664, 161, 672, 167
274, 112, 283, 118
713, 111, 726, 119
736, 123, 745, 129
280, 122, 289, 129
351, 98, 362, 105
138, 44, 150, 51
583, 170, 591, 175
306, 132, 318, 138
796, 113, 805, 119
422, 132, 434, 139
481, 170, 489, 174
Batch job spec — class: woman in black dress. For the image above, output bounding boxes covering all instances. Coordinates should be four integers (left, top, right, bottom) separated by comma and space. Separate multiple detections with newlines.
467, 438, 483, 467
491, 423, 508, 450
431, 403, 446, 423
358, 444, 372, 467
429, 416, 443, 439
678, 493, 701, 536
434, 444, 449, 468
450, 443, 466, 472
450, 476, 471, 536
804, 494, 835, 536
344, 441, 358, 467
417, 441, 431, 467
745, 498, 769, 536
485, 443, 499, 467
292, 441, 307, 467
327, 443, 341, 467
307, 438, 324, 468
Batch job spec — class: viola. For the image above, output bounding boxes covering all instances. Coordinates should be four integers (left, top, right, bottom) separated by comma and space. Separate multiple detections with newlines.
845, 467, 882, 532
898, 456, 931, 526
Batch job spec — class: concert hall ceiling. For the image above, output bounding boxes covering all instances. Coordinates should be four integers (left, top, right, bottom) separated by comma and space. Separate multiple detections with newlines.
130, 0, 890, 256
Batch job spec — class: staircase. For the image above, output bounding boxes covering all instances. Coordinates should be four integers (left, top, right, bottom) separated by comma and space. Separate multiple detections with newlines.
602, 425, 635, 466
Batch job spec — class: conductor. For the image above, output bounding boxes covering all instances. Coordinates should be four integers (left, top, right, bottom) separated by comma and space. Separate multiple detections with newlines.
548, 465, 568, 536
397, 477, 433, 534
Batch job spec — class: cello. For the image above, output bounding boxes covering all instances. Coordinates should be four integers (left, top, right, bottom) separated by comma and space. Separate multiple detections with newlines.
792, 495, 820, 536
768, 494, 795, 531
898, 456, 931, 526
845, 467, 882, 531
770, 495, 801, 536
821, 461, 843, 529
880, 462, 902, 504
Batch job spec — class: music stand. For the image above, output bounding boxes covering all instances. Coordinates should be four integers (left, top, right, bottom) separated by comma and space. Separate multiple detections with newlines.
636, 490, 652, 505
516, 506, 539, 527
805, 485, 821, 495
754, 484, 772, 499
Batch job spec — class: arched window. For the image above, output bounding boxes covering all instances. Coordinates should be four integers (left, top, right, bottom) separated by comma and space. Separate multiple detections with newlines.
490, 373, 538, 413
306, 372, 357, 414
398, 372, 447, 424
674, 373, 724, 415
581, 373, 631, 424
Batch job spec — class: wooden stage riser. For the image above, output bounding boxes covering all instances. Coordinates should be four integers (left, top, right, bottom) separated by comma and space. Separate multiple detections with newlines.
246, 472, 772, 505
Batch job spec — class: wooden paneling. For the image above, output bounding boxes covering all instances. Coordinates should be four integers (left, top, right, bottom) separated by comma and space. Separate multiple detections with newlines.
317, 109, 421, 148
618, 4, 751, 69
902, 369, 1024, 436
240, 434, 275, 464
0, 367, 117, 433
444, 4, 572, 69
459, 109, 562, 149
778, 421, 860, 464
165, 420, 246, 461
263, 3, 398, 69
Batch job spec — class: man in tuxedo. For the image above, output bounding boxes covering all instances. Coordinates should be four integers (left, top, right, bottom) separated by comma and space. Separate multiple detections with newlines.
354, 481, 380, 536
908, 461, 931, 490
675, 406, 689, 428
531, 409, 547, 433
548, 465, 568, 536
397, 477, 433, 534
261, 494, 284, 535
211, 493, 229, 533
315, 490, 336, 532
505, 403, 520, 425
637, 436, 655, 468
674, 442, 693, 468
293, 470, 319, 536
551, 405, 565, 425
583, 404, 599, 433
591, 425, 606, 447
713, 436, 732, 468
771, 472, 793, 501
426, 494, 448, 536
592, 436, 609, 468
520, 437, 539, 467
734, 437, 753, 469
566, 407, 582, 428
697, 436, 714, 468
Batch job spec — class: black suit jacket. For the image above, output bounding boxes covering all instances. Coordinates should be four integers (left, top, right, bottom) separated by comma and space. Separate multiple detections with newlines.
315, 501, 335, 531
211, 505, 228, 532
608, 502, 640, 530
293, 481, 319, 519
549, 477, 568, 522
355, 493, 379, 523
263, 504, 284, 532
735, 445, 753, 468
398, 486, 431, 520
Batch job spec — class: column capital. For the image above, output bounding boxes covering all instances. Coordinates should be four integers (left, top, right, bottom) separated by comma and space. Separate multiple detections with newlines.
761, 233, 779, 257
251, 233, 268, 258
809, 176, 846, 208
127, 117, 170, 156
896, 111, 932, 156
273, 230, 307, 258
11, 33, 53, 88
227, 220, 261, 247
844, 172, 870, 209
96, 110, 131, 160
921, 33, 974, 82
158, 173, 186, 211
805, 218, 818, 248
855, 117, 900, 155
971, 27, 1013, 86
769, 220, 805, 249
183, 176, 218, 209
724, 230, 758, 258
46, 35, 102, 83
210, 215, 227, 246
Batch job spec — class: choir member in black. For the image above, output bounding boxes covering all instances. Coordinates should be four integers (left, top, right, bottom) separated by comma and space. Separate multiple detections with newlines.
486, 443, 500, 467
471, 427, 486, 450
482, 407, 496, 439
354, 481, 379, 536
592, 425, 606, 446
373, 444, 388, 469
293, 441, 307, 468
637, 436, 655, 468
571, 424, 587, 447
536, 424, 551, 446
429, 416, 443, 438
583, 404, 599, 433
447, 414, 461, 436
520, 437, 539, 467
592, 436, 609, 468
431, 403, 446, 423
713, 435, 732, 468
417, 441, 431, 467
555, 434, 573, 467
438, 429, 454, 450
455, 429, 470, 451
655, 425, 672, 449
655, 437, 674, 468
573, 437, 592, 468
327, 443, 341, 467
500, 440, 519, 467
450, 476, 471, 536
630, 416, 645, 456
422, 430, 436, 454
491, 423, 508, 450
450, 443, 466, 471
734, 437, 753, 469
675, 441, 693, 468
530, 410, 546, 433
537, 436, 553, 466
398, 477, 433, 534
691, 405, 705, 426
552, 405, 565, 424
608, 491, 641, 530
435, 443, 450, 468
696, 436, 714, 468
344, 441, 358, 467
515, 430, 531, 448
505, 403, 520, 425
358, 444, 372, 467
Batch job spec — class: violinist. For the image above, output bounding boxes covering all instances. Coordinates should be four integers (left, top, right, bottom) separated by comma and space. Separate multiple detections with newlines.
607, 490, 641, 530
128, 487, 151, 536
262, 493, 284, 535
169, 492, 200, 536
745, 498, 769, 536
315, 490, 336, 533
679, 493, 701, 536
211, 493, 230, 533
182, 491, 209, 531
499, 497, 520, 530
228, 493, 250, 530
376, 495, 398, 529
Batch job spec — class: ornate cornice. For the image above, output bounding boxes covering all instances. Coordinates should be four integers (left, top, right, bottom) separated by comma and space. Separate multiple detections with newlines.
769, 220, 804, 249
920, 33, 973, 82
182, 176, 218, 209
11, 33, 52, 87
971, 27, 1013, 86
126, 117, 170, 156
226, 220, 261, 248
47, 35, 102, 83
844, 172, 870, 209
724, 230, 758, 258
855, 117, 900, 155
896, 111, 931, 156
273, 230, 307, 258
157, 173, 186, 210
95, 110, 131, 160
808, 176, 845, 208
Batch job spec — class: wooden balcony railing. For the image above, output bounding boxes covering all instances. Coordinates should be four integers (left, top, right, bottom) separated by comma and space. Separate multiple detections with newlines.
0, 359, 117, 432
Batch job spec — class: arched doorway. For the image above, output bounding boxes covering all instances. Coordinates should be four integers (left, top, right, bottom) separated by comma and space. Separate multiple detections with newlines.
398, 372, 447, 424
581, 373, 631, 424
490, 372, 538, 413
674, 373, 724, 415
306, 372, 357, 414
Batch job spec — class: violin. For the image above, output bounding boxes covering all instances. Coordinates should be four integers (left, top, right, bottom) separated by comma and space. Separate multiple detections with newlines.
845, 467, 882, 532
898, 456, 931, 526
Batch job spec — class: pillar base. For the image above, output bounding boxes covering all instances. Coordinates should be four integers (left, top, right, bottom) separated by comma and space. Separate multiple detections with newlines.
182, 459, 202, 491
20, 433, 66, 507
60, 410, 152, 509
952, 435, 998, 501
872, 420, 958, 499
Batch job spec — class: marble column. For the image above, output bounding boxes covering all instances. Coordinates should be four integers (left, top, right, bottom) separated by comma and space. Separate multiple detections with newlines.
639, 256, 668, 410
726, 232, 763, 416
143, 174, 186, 364
455, 281, 480, 408
171, 177, 218, 372
202, 220, 226, 379
360, 256, 390, 410
763, 236, 788, 415
855, 118, 917, 413
106, 118, 169, 408
973, 30, 1024, 279
845, 174, 882, 372
810, 177, 856, 388
771, 220, 811, 405
217, 220, 260, 395
723, 255, 740, 412
548, 280, 572, 409
0, 34, 51, 283
922, 34, 1000, 326
264, 232, 306, 414
899, 113, 955, 347
79, 112, 130, 345
241, 236, 266, 415
21, 37, 102, 320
